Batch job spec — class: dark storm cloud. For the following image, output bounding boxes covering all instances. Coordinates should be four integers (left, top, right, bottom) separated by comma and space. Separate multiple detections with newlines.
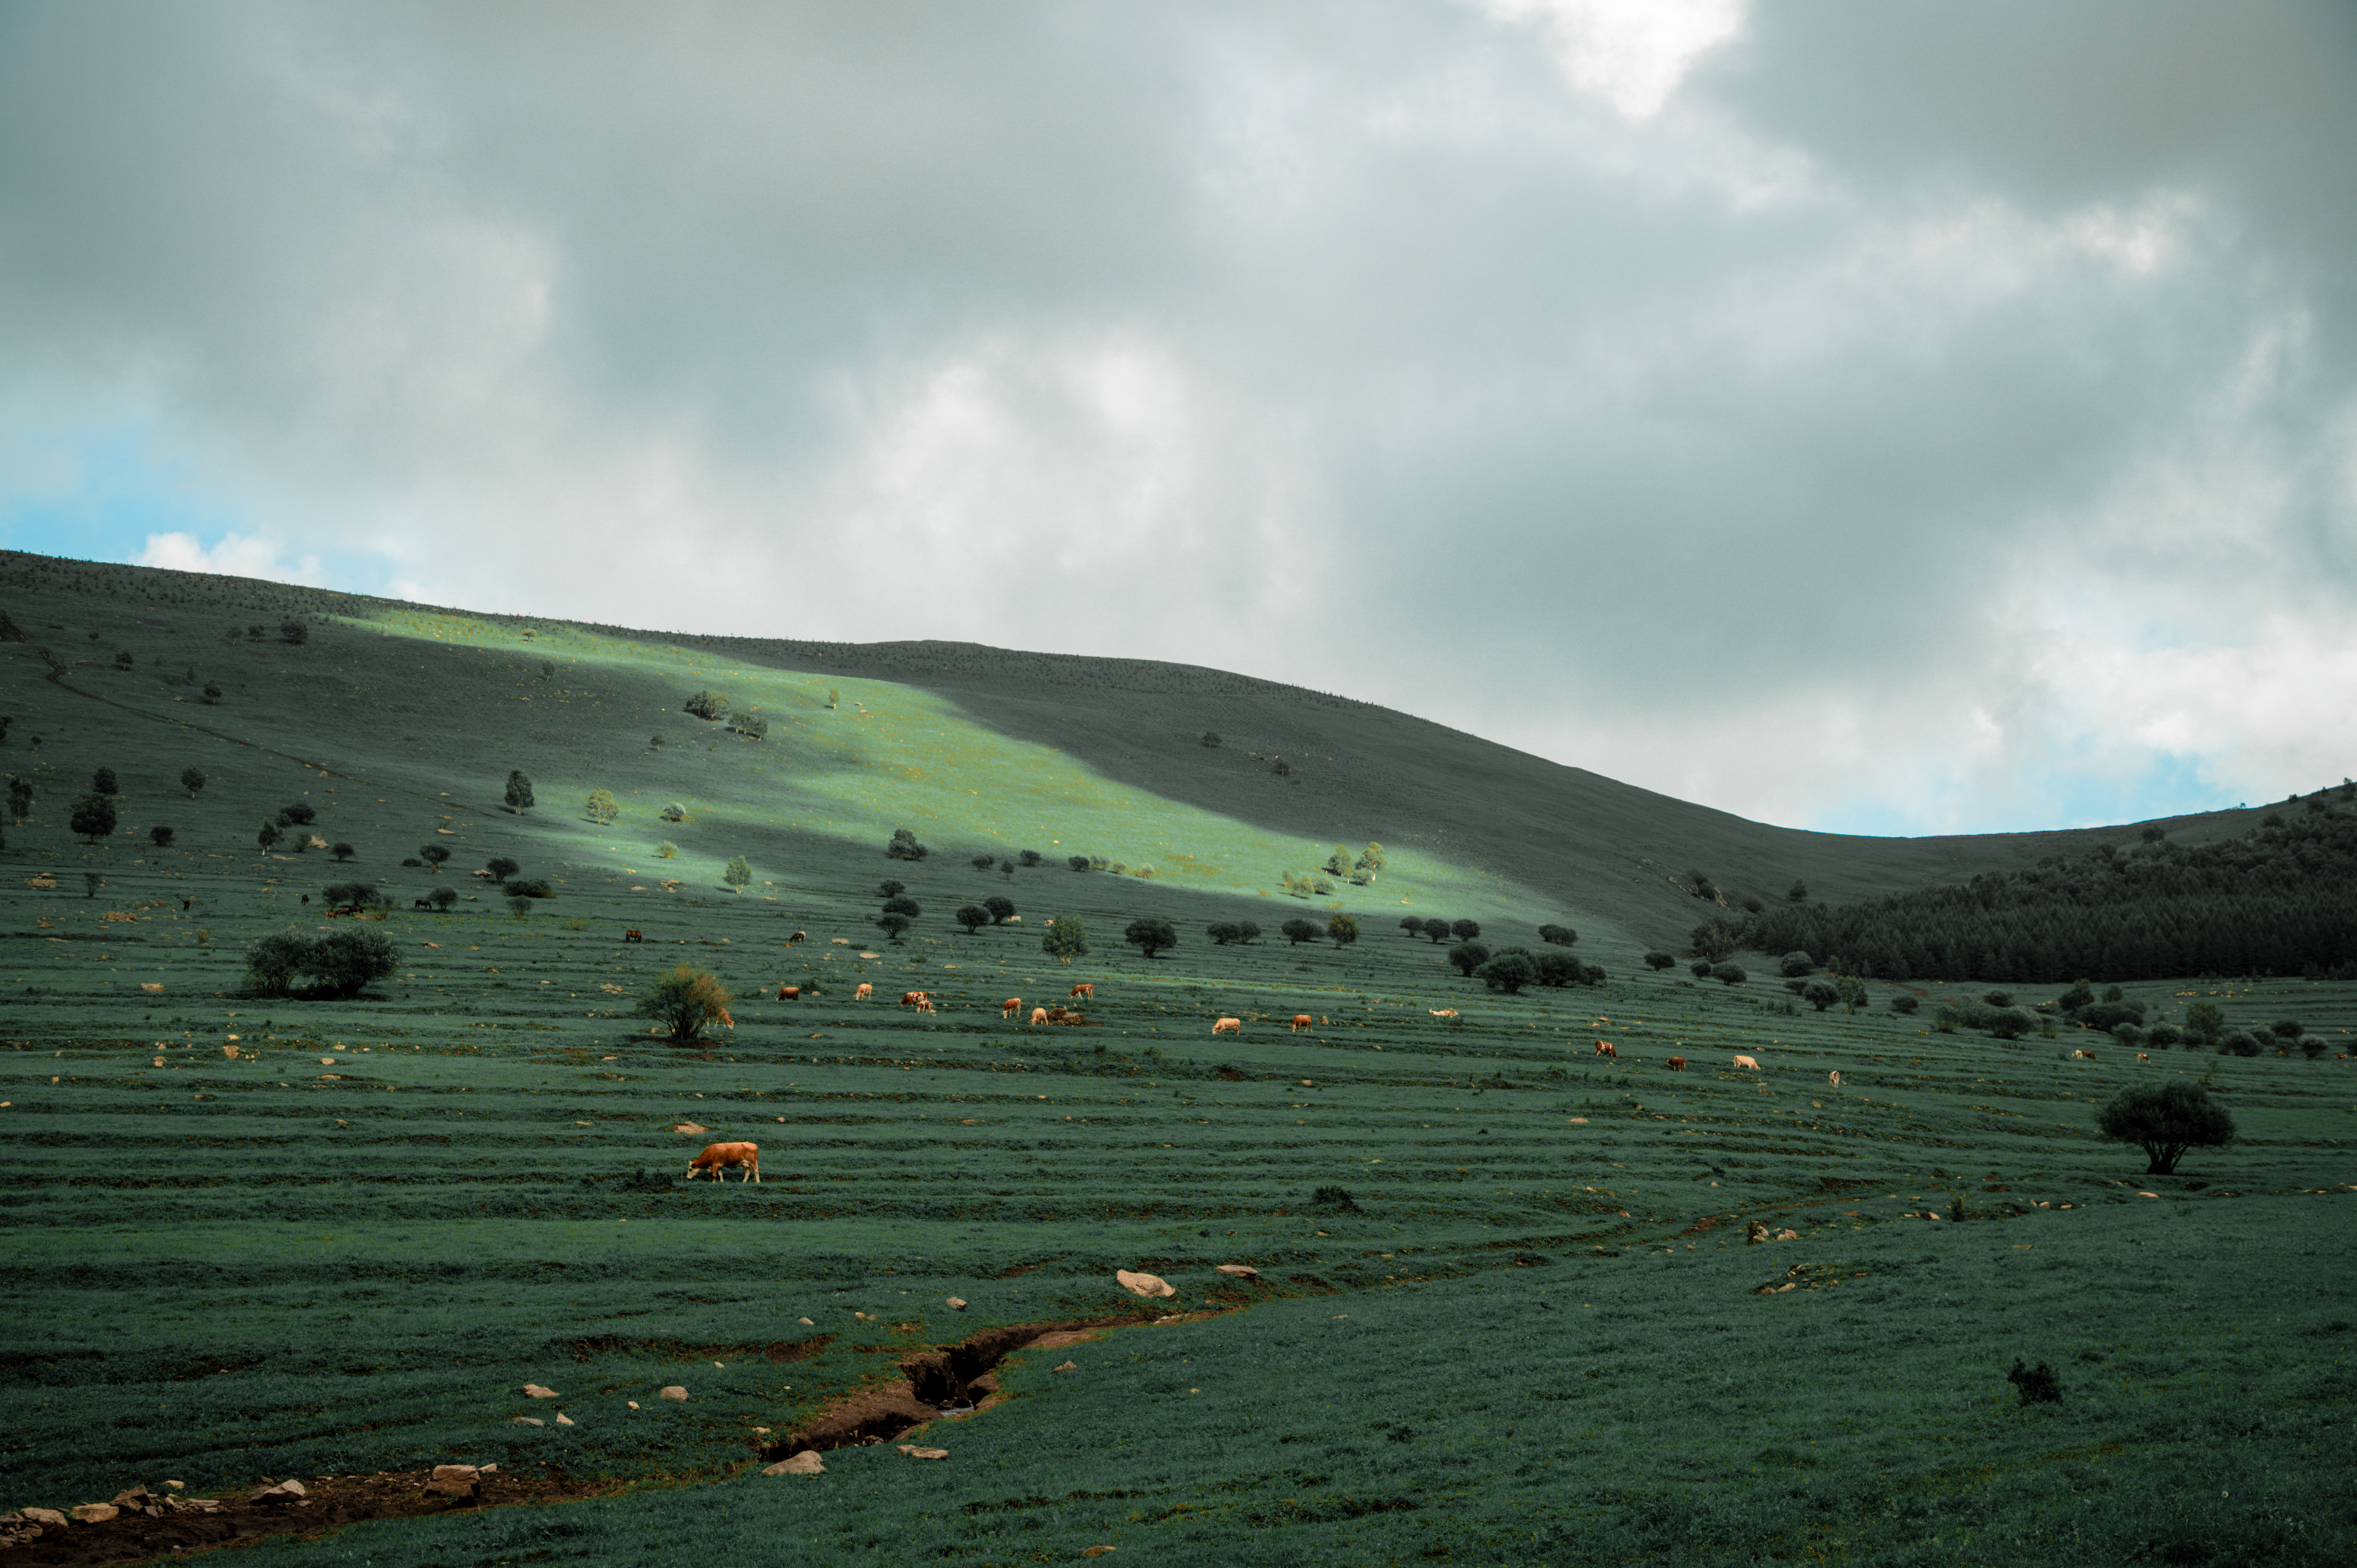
2, 1, 2350, 832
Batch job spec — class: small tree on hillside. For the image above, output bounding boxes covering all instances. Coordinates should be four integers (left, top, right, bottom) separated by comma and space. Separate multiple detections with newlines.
1645, 951, 1676, 971
1450, 918, 1481, 942
1399, 916, 1423, 938
419, 844, 451, 872
972, 854, 997, 872
180, 768, 207, 798
878, 879, 905, 899
876, 913, 911, 943
245, 933, 312, 995
1787, 880, 1808, 902
2096, 1082, 2235, 1175
685, 690, 728, 721
724, 855, 751, 894
1237, 920, 1261, 945
150, 825, 174, 848
1537, 924, 1576, 946
1042, 914, 1089, 965
1017, 850, 1042, 867
1836, 974, 1869, 1014
1476, 950, 1538, 994
280, 620, 307, 646
1125, 917, 1177, 960
956, 904, 991, 934
1280, 918, 1322, 947
1208, 922, 1243, 945
1324, 845, 1352, 878
1533, 951, 1581, 987
1355, 843, 1385, 880
1802, 978, 1839, 1011
1712, 962, 1747, 986
8, 777, 31, 822
1068, 855, 1091, 872
312, 929, 398, 997
984, 895, 1016, 925
486, 856, 521, 885
1422, 917, 1451, 943
506, 771, 535, 813
1691, 918, 1740, 961
637, 963, 733, 1041
882, 895, 922, 921
1328, 912, 1359, 947
202, 682, 222, 703
585, 789, 618, 825
93, 767, 119, 796
70, 794, 117, 843
887, 826, 929, 861
282, 803, 317, 827
256, 819, 281, 853
1780, 951, 1815, 977
1448, 941, 1491, 977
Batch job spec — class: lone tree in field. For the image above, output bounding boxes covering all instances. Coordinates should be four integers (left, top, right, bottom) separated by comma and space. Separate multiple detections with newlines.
150, 825, 174, 848
332, 842, 355, 861
282, 803, 317, 827
1280, 917, 1322, 946
1645, 950, 1676, 970
1124, 916, 1178, 959
637, 963, 733, 1041
70, 793, 117, 843
866, 912, 903, 943
1421, 917, 1451, 944
419, 843, 451, 872
1328, 912, 1359, 947
2096, 1082, 2235, 1175
585, 788, 618, 825
956, 904, 991, 934
92, 767, 119, 796
984, 895, 1015, 925
256, 819, 281, 853
485, 856, 520, 885
878, 879, 906, 899
887, 826, 929, 861
202, 682, 222, 703
180, 767, 206, 798
724, 855, 751, 894
279, 619, 307, 646
1042, 914, 1090, 965
505, 771, 535, 813
971, 854, 997, 872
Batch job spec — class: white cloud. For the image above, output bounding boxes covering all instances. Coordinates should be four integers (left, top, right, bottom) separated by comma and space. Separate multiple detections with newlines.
1472, 0, 1746, 120
136, 529, 325, 586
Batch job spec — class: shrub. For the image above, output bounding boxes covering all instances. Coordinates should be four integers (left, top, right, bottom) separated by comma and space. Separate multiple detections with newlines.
312, 929, 398, 995
2270, 1018, 2304, 1041
2218, 1030, 2262, 1058
149, 825, 174, 848
723, 855, 751, 893
245, 933, 312, 994
1281, 918, 1322, 947
656, 842, 678, 859
1068, 855, 1091, 872
1802, 978, 1838, 1011
280, 620, 307, 646
2301, 1037, 2327, 1059
1644, 951, 1676, 971
1780, 951, 1815, 978
1534, 951, 1581, 987
728, 714, 767, 740
495, 770, 532, 813
486, 856, 521, 883
201, 682, 222, 703
282, 803, 317, 826
1787, 880, 1807, 902
2182, 999, 2224, 1041
1422, 918, 1451, 944
2096, 1082, 2235, 1174
1447, 941, 1491, 977
65, 793, 115, 842
1691, 961, 1713, 978
1836, 975, 1869, 1013
2112, 1023, 2144, 1048
1200, 731, 1221, 747
1000, 861, 1016, 878
1355, 843, 1385, 879
1982, 990, 2014, 1008
1310, 1185, 1359, 1211
887, 826, 929, 861
399, 856, 422, 868
419, 844, 450, 871
1581, 964, 1608, 986
649, 734, 663, 748
970, 854, 996, 872
332, 842, 354, 861
882, 895, 922, 920
1690, 918, 1740, 960
8, 777, 31, 821
2145, 1022, 2182, 1048
1537, 924, 1576, 947
660, 802, 687, 823
585, 789, 618, 824
956, 904, 991, 934
1328, 913, 1359, 947
879, 880, 906, 899
1988, 1008, 2037, 1040
180, 768, 206, 798
507, 879, 554, 899
1476, 950, 1538, 994
876, 913, 911, 943
1208, 922, 1242, 945
1041, 914, 1088, 965
984, 895, 1015, 924
1125, 917, 1178, 959
1017, 850, 1042, 867
684, 690, 728, 720
637, 963, 733, 1040
1712, 963, 1747, 986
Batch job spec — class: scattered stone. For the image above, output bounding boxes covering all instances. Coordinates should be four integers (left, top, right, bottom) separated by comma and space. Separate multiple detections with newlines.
1053, 1361, 1078, 1372
164, 1481, 185, 1490
945, 1296, 967, 1310
1215, 1263, 1258, 1279
764, 1451, 824, 1476
428, 1465, 481, 1498
798, 1316, 815, 1325
1084, 1548, 1118, 1559
69, 1503, 120, 1524
511, 1416, 546, 1427
675, 1121, 707, 1135
250, 1480, 307, 1504
111, 1486, 163, 1517
659, 1385, 689, 1400
627, 1401, 640, 1409
1116, 1269, 1175, 1299
555, 1413, 576, 1425
523, 1384, 560, 1398
897, 1445, 948, 1460
165, 1497, 224, 1515
1776, 1229, 1800, 1241
1746, 1220, 1768, 1245
19, 1508, 67, 1529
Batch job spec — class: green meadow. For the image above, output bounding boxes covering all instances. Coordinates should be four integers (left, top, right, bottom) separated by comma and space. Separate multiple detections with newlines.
2, 552, 2353, 1566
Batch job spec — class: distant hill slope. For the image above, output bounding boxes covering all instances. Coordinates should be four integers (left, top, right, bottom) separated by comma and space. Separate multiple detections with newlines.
0, 549, 2276, 952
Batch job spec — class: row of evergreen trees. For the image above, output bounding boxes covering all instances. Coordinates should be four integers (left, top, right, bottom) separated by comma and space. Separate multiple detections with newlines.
1730, 796, 2357, 982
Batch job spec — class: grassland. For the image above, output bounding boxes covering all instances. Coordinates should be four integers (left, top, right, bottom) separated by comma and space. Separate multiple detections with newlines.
2, 553, 2352, 1566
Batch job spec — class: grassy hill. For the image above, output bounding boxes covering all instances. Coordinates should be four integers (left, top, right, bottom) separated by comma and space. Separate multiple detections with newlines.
2, 548, 2349, 1567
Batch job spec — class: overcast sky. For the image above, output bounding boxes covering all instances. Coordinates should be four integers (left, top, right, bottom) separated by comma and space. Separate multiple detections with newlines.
4, 2, 2353, 835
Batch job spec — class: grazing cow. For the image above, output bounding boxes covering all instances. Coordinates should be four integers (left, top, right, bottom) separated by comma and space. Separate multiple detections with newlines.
1667, 1056, 1687, 1072
685, 1142, 760, 1183
1030, 1007, 1049, 1026
900, 991, 929, 1007
1070, 983, 1094, 1000
1827, 1070, 1842, 1087
2136, 1052, 2149, 1063
776, 985, 800, 1002
1292, 1014, 1313, 1033
624, 929, 643, 943
2071, 1049, 2095, 1060
855, 983, 873, 1001
1213, 1017, 1242, 1036
1733, 1054, 1761, 1071
788, 931, 806, 945
1002, 998, 1023, 1020
715, 1007, 735, 1031
1429, 1009, 1459, 1022
1594, 1040, 1617, 1059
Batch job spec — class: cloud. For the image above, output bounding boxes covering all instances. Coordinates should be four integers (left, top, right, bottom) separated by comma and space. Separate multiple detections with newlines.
135, 529, 325, 587
2, 0, 2352, 834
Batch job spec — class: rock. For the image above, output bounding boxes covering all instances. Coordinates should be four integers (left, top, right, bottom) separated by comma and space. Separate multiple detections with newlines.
797, 1316, 815, 1325
1776, 1229, 1800, 1241
110, 1486, 162, 1517
945, 1296, 966, 1310
164, 1481, 184, 1490
1084, 1549, 1118, 1559
675, 1121, 707, 1135
1116, 1269, 1175, 1299
555, 1412, 576, 1425
523, 1383, 560, 1398
165, 1497, 224, 1515
250, 1480, 307, 1504
1746, 1220, 1768, 1245
19, 1508, 67, 1529
763, 1451, 824, 1476
1053, 1360, 1078, 1372
899, 1446, 948, 1460
428, 1465, 481, 1498
1215, 1263, 1258, 1279
69, 1503, 120, 1524
659, 1385, 689, 1400
627, 1401, 639, 1409
511, 1416, 546, 1427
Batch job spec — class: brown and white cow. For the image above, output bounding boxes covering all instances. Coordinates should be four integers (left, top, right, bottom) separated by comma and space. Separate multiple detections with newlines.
776, 985, 800, 1002
1429, 1009, 1459, 1022
2071, 1049, 2095, 1060
1070, 983, 1094, 1000
1733, 1054, 1761, 1071
685, 1142, 760, 1183
624, 929, 643, 943
1594, 1040, 1617, 1059
1212, 1017, 1242, 1036
1002, 998, 1023, 1020
900, 991, 929, 1008
855, 982, 873, 1001
788, 931, 806, 945
1666, 1056, 1687, 1071
1291, 1014, 1313, 1033
1827, 1069, 1842, 1087
1030, 1006, 1049, 1026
